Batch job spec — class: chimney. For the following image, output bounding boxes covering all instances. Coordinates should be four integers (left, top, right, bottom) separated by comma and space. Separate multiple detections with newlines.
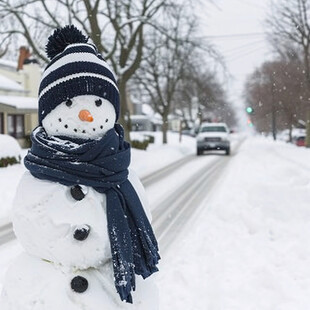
17, 46, 31, 71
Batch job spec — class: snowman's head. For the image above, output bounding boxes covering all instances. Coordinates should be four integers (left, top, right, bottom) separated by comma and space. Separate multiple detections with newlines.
42, 95, 116, 139
39, 25, 119, 139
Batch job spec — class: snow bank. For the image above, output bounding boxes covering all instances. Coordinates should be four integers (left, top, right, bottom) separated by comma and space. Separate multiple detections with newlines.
0, 135, 25, 220
0, 135, 22, 159
158, 136, 310, 310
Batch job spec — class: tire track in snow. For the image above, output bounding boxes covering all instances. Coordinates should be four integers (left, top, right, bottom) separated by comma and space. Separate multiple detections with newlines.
151, 138, 245, 254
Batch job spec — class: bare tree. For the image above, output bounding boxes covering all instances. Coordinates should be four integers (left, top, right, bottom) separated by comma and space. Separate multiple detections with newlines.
0, 0, 170, 140
132, 4, 199, 144
266, 0, 310, 145
172, 59, 235, 128
244, 58, 309, 140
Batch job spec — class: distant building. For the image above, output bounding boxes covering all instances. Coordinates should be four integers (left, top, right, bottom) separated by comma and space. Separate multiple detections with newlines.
130, 100, 162, 132
0, 47, 40, 147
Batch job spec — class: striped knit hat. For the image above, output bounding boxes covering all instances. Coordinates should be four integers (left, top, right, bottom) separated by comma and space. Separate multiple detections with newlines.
38, 25, 119, 125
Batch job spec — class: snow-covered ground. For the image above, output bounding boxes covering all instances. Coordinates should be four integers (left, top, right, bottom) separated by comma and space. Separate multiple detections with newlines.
158, 137, 310, 310
1, 134, 310, 310
130, 131, 196, 177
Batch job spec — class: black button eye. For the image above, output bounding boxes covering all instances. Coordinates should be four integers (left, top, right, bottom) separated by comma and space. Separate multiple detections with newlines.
95, 99, 102, 107
66, 99, 73, 107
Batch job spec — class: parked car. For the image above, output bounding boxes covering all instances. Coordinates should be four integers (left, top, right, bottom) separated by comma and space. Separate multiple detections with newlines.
196, 122, 231, 155
295, 136, 306, 147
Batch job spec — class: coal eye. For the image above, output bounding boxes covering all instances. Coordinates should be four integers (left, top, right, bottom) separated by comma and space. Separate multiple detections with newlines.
95, 99, 102, 107
66, 99, 73, 107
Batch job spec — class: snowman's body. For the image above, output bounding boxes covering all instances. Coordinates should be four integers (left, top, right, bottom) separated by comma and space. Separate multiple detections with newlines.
0, 171, 157, 310
0, 29, 160, 308
12, 168, 151, 270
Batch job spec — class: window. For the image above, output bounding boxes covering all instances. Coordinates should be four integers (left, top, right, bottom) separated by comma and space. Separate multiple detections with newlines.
200, 126, 227, 133
7, 114, 24, 138
0, 113, 3, 134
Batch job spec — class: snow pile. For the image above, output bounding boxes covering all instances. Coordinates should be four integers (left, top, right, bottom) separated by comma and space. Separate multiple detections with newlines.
0, 135, 25, 220
158, 136, 310, 310
0, 134, 22, 159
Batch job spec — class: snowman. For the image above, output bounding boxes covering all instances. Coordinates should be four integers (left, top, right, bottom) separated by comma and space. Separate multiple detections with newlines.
0, 25, 160, 310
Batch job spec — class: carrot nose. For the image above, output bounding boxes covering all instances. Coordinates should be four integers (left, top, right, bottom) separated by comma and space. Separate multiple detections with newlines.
79, 110, 93, 122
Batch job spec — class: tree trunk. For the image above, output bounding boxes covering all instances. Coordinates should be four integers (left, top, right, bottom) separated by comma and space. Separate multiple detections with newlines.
306, 110, 310, 148
179, 120, 182, 143
288, 122, 293, 143
162, 113, 169, 144
271, 106, 277, 141
118, 78, 131, 142
270, 74, 277, 141
303, 47, 310, 148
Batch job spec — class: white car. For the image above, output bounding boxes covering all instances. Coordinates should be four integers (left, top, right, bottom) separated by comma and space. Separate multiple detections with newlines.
196, 123, 230, 155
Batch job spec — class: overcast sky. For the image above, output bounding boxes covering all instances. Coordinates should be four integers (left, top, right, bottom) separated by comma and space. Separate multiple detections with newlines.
198, 0, 274, 124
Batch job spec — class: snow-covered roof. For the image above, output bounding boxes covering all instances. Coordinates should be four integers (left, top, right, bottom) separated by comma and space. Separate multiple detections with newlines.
0, 74, 24, 92
142, 104, 154, 116
0, 59, 17, 71
131, 115, 150, 120
0, 95, 38, 110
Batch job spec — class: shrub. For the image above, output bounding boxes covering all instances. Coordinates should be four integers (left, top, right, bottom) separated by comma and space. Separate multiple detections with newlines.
0, 134, 22, 168
144, 134, 155, 144
131, 139, 150, 150
0, 156, 20, 168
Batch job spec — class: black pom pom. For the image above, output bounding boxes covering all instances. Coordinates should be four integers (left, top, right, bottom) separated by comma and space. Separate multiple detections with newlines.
46, 25, 88, 60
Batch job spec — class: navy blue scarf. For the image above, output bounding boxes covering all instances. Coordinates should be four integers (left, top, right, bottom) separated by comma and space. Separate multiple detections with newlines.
24, 124, 160, 303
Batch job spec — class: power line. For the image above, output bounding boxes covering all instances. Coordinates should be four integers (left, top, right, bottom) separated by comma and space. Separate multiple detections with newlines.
226, 44, 267, 62
222, 39, 266, 55
224, 41, 268, 60
199, 32, 266, 40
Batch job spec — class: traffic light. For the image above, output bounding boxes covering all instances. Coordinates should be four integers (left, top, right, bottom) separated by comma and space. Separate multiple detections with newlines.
246, 107, 254, 114
247, 118, 253, 127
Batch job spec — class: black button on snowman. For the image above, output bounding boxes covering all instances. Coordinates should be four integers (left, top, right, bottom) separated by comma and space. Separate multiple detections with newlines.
71, 276, 89, 293
70, 185, 86, 201
73, 225, 90, 241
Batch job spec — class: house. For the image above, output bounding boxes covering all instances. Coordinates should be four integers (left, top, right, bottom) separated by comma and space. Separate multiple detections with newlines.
0, 48, 41, 147
0, 95, 38, 147
129, 97, 162, 132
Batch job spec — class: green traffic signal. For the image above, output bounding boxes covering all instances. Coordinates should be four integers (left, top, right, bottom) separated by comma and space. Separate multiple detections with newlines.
246, 107, 254, 114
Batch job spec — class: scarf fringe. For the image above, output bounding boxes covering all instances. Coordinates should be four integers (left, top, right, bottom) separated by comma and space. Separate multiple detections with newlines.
133, 227, 160, 278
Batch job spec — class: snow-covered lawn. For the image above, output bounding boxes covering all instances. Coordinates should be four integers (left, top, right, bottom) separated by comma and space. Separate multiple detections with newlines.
158, 136, 310, 310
